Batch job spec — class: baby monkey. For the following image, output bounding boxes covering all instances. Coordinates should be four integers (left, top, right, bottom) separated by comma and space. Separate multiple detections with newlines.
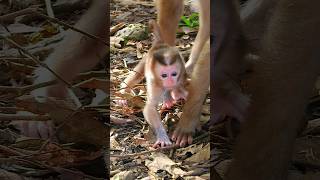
119, 20, 188, 148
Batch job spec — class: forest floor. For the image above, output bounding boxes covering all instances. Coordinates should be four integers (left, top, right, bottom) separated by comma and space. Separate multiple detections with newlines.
110, 0, 211, 179
0, 0, 107, 179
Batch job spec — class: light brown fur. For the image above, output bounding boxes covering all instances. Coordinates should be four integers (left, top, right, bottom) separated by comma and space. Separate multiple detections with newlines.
120, 20, 188, 147
119, 0, 210, 147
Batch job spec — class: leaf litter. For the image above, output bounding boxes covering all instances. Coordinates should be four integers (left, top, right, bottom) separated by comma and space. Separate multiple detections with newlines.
110, 0, 211, 179
0, 0, 107, 179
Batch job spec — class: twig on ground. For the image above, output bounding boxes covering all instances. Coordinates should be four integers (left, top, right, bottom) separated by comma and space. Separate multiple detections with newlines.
0, 113, 50, 121
111, 144, 183, 158
0, 7, 40, 23
0, 35, 72, 87
44, 0, 55, 18
32, 11, 108, 46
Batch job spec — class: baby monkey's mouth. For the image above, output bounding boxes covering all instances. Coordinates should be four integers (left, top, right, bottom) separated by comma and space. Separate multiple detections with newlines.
164, 85, 176, 90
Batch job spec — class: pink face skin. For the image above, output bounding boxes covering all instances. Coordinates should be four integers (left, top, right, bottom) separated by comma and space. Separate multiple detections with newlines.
158, 64, 179, 89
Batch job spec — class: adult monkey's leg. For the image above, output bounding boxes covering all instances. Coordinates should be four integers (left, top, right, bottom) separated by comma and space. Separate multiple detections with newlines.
155, 0, 183, 46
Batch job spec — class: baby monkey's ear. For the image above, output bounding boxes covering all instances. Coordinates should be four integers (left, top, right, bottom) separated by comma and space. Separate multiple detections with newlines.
149, 20, 164, 44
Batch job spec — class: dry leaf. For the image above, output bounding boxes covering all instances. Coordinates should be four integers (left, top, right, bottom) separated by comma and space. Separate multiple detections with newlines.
129, 96, 145, 108
0, 169, 23, 180
0, 23, 42, 35
75, 78, 109, 93
132, 135, 149, 147
200, 114, 210, 124
185, 143, 210, 163
110, 135, 121, 149
136, 48, 143, 59
182, 35, 190, 40
16, 95, 106, 146
111, 170, 136, 180
90, 89, 108, 106
215, 159, 232, 178
176, 143, 204, 157
111, 115, 133, 125
110, 36, 124, 48
145, 152, 186, 177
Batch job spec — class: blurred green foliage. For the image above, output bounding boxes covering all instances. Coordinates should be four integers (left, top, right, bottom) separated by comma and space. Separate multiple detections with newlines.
179, 12, 199, 28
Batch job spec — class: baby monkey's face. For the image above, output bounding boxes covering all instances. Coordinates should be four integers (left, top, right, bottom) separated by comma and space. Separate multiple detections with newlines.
153, 47, 185, 89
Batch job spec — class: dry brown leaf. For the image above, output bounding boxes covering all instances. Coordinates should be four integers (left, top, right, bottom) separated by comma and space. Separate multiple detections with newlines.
111, 170, 136, 180
0, 169, 23, 180
136, 48, 143, 59
132, 136, 149, 147
39, 146, 101, 166
110, 135, 121, 149
41, 23, 59, 37
176, 143, 204, 157
200, 114, 210, 124
74, 78, 109, 93
16, 95, 106, 146
215, 159, 232, 178
110, 36, 124, 48
185, 143, 210, 163
184, 169, 210, 179
182, 34, 190, 40
129, 96, 145, 108
145, 152, 186, 177
0, 23, 42, 35
12, 138, 47, 151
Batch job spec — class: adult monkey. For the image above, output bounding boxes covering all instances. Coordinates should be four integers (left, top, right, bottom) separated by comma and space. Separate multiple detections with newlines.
157, 0, 246, 147
224, 0, 320, 179
240, 0, 277, 53
212, 0, 249, 125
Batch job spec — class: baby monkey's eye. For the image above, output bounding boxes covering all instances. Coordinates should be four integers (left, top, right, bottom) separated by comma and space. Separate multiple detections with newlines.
171, 72, 177, 77
161, 74, 168, 78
